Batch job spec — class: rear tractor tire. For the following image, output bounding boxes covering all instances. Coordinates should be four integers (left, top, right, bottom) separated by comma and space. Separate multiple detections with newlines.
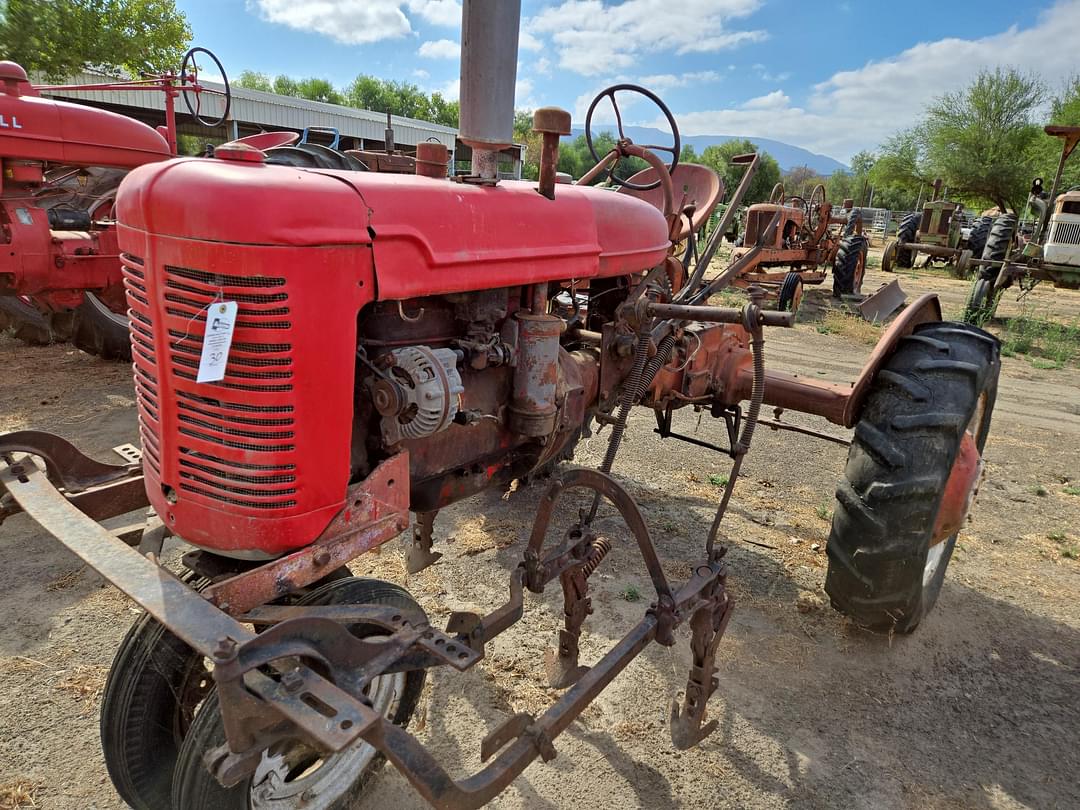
894, 212, 920, 269
0, 296, 68, 346
71, 292, 131, 361
832, 234, 868, 296
966, 215, 994, 260
824, 322, 999, 633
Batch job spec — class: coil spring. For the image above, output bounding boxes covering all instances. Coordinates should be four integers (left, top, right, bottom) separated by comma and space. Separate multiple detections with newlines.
580, 536, 612, 578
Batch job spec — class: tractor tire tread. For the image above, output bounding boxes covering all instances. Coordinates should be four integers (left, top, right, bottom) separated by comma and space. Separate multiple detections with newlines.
824, 321, 1000, 633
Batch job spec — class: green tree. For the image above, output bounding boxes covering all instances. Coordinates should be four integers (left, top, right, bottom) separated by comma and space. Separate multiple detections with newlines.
514, 110, 542, 181
234, 70, 273, 92
0, 0, 191, 80
680, 144, 697, 164
921, 68, 1045, 212
783, 165, 825, 199
826, 170, 853, 206
1031, 76, 1080, 194
344, 75, 458, 127
698, 139, 781, 206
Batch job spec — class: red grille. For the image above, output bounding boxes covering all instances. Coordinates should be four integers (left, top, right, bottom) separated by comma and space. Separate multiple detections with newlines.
125, 255, 301, 513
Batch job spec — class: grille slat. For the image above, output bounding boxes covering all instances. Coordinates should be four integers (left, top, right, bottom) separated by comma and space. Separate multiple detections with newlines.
1050, 220, 1080, 246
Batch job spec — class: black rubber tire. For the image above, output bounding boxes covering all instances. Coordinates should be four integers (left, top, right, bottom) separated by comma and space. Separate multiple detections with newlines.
963, 277, 999, 325
824, 322, 1000, 633
100, 612, 212, 810
894, 213, 919, 268
777, 271, 803, 318
966, 215, 993, 259
843, 208, 862, 236
832, 234, 868, 296
0, 296, 57, 345
980, 213, 1017, 264
172, 577, 428, 810
71, 292, 131, 361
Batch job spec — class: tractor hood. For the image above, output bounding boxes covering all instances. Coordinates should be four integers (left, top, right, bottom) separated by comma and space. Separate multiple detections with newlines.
0, 82, 171, 168
116, 157, 671, 298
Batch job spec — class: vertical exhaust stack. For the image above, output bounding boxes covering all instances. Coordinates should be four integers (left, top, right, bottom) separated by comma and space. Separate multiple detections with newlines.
459, 0, 521, 181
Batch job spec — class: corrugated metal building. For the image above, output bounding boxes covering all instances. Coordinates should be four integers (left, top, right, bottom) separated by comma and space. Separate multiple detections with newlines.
39, 72, 458, 152
38, 71, 524, 178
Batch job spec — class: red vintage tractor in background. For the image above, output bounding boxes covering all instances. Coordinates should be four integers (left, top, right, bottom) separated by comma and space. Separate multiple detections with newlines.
0, 48, 230, 359
0, 3, 1000, 808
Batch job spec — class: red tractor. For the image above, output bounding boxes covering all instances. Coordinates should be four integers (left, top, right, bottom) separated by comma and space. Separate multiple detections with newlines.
0, 48, 229, 358
0, 3, 999, 808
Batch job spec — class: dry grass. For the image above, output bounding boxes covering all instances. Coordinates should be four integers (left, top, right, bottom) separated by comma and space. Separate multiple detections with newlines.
54, 664, 108, 709
449, 515, 519, 557
45, 567, 84, 591
0, 779, 41, 810
815, 310, 882, 345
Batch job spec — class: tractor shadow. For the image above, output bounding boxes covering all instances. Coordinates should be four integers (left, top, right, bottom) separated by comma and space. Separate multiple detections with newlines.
363, 454, 1080, 809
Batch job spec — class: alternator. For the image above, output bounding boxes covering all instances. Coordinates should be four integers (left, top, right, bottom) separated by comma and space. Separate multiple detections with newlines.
373, 345, 464, 440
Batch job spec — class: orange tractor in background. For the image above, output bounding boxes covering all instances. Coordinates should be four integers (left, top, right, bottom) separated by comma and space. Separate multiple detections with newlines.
717, 183, 867, 316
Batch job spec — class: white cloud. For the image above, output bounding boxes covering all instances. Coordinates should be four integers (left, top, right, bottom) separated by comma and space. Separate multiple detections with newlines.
664, 0, 1080, 162
742, 89, 789, 110
519, 30, 543, 52
418, 38, 460, 58
412, 68, 430, 79
406, 0, 460, 26
535, 56, 553, 76
440, 78, 460, 101
249, 0, 460, 44
639, 70, 721, 91
751, 64, 791, 82
516, 77, 537, 109
526, 0, 766, 76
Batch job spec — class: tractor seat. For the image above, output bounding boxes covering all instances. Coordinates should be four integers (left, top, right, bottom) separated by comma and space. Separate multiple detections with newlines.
618, 163, 725, 242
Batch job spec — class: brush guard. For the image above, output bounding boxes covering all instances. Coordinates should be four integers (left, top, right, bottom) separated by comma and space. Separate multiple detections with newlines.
1, 435, 732, 810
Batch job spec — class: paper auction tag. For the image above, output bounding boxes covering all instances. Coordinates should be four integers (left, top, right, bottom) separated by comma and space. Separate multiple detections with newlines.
196, 301, 238, 383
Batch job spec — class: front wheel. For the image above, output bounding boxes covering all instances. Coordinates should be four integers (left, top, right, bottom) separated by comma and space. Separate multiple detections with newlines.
171, 577, 427, 810
777, 271, 803, 319
825, 322, 1000, 633
963, 275, 1002, 325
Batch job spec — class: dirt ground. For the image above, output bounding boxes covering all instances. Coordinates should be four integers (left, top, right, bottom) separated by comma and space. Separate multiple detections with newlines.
1, 261, 1078, 810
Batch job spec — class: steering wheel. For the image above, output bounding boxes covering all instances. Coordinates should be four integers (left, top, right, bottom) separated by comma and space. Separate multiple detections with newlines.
180, 47, 231, 128
584, 84, 680, 191
768, 183, 785, 204
806, 184, 826, 232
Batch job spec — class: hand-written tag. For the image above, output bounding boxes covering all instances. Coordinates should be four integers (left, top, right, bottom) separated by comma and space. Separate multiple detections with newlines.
196, 301, 238, 383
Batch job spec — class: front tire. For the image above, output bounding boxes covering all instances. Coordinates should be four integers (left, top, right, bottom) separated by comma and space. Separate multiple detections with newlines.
172, 577, 428, 810
825, 322, 999, 633
777, 271, 803, 319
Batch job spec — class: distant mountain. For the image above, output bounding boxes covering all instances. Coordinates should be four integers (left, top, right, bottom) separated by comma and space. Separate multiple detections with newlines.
567, 125, 847, 176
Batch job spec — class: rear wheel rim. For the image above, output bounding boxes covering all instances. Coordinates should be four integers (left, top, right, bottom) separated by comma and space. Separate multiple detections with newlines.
925, 390, 989, 585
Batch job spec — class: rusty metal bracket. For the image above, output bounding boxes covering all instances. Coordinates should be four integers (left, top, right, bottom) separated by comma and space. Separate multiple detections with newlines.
0, 430, 138, 491
408, 510, 443, 574
198, 453, 411, 615
670, 564, 733, 749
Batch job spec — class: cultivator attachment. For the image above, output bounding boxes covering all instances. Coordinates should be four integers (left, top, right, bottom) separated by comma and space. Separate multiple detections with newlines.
1, 433, 733, 810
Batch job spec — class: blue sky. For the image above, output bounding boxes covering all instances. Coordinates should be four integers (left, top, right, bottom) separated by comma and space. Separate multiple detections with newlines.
178, 0, 1080, 162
